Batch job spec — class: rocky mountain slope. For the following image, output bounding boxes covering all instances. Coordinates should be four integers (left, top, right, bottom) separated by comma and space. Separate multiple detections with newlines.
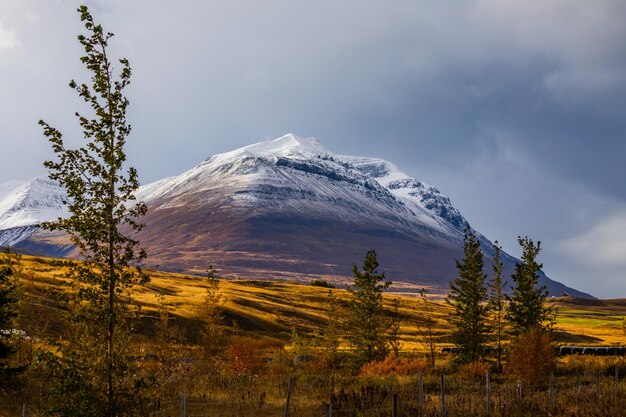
0, 134, 591, 297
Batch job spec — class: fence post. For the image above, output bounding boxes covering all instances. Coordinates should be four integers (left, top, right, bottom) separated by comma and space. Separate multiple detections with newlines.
549, 370, 554, 406
22, 402, 28, 417
325, 403, 332, 417
180, 392, 186, 417
419, 369, 424, 417
440, 372, 447, 417
516, 380, 522, 401
392, 392, 398, 417
486, 369, 491, 416
283, 376, 294, 417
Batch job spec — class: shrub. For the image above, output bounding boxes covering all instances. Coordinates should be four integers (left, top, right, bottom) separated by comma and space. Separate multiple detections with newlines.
311, 280, 334, 288
227, 337, 282, 375
360, 356, 428, 377
227, 338, 265, 375
458, 360, 492, 380
507, 327, 555, 384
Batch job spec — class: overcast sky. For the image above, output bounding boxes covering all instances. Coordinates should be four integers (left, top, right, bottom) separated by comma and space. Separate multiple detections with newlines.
1, 0, 625, 297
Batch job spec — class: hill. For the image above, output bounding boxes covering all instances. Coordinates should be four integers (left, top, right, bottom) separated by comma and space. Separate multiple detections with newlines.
15, 255, 623, 349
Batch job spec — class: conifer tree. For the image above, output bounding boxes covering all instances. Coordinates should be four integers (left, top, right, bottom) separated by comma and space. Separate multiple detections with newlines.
489, 241, 505, 372
506, 236, 552, 334
347, 250, 392, 364
0, 248, 19, 360
40, 6, 148, 416
447, 227, 490, 363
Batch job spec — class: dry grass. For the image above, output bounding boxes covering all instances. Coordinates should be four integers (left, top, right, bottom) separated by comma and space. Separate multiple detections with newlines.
4, 255, 626, 417
12, 254, 626, 351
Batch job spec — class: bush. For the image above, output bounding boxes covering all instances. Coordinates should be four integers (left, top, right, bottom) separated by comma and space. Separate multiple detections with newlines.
458, 360, 491, 380
311, 280, 334, 288
227, 337, 282, 375
360, 356, 428, 377
507, 327, 555, 384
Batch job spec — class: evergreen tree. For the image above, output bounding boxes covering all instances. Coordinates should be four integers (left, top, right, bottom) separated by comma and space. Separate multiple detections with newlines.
489, 241, 505, 372
40, 6, 148, 416
506, 236, 552, 334
0, 248, 19, 360
347, 250, 392, 364
447, 227, 490, 363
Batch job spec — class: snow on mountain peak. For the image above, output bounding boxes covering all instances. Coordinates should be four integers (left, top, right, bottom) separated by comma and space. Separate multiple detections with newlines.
0, 177, 68, 230
340, 155, 468, 230
210, 134, 329, 165
0, 134, 467, 242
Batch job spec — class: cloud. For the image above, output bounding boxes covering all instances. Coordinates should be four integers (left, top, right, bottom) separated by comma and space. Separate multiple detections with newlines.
469, 0, 626, 98
550, 210, 626, 297
1, 0, 626, 297
0, 22, 20, 50
560, 211, 626, 267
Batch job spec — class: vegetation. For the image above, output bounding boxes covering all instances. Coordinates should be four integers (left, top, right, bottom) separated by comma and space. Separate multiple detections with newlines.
447, 227, 490, 363
39, 5, 148, 416
0, 248, 19, 360
507, 236, 553, 334
388, 298, 402, 357
198, 265, 225, 358
346, 250, 392, 364
0, 254, 624, 416
310, 279, 334, 288
507, 327, 556, 384
418, 288, 438, 367
489, 241, 506, 371
319, 289, 341, 369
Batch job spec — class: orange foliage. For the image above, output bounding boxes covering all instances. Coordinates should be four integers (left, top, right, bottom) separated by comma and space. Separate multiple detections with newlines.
507, 328, 556, 384
458, 361, 491, 380
227, 337, 282, 375
360, 356, 428, 377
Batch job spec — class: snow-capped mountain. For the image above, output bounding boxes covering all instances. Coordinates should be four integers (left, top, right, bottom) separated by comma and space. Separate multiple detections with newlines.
1, 134, 591, 297
133, 135, 464, 241
0, 178, 68, 246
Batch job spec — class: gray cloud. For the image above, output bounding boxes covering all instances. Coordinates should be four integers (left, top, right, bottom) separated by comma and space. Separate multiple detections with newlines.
0, 21, 21, 49
1, 0, 625, 297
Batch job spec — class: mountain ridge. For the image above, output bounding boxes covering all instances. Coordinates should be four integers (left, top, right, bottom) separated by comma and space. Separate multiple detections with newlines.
0, 134, 592, 298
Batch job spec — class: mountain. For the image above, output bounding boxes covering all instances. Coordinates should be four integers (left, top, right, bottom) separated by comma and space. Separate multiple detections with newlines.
0, 134, 591, 297
0, 178, 68, 247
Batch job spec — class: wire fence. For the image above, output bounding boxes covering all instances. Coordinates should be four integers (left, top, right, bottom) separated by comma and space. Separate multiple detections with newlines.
147, 368, 626, 417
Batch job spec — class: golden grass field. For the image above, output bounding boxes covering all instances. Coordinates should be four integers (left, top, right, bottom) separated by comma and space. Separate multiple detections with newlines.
5, 254, 626, 417
15, 254, 626, 350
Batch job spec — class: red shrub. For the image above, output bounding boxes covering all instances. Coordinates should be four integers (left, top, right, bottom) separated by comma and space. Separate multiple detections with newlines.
507, 328, 556, 384
360, 356, 428, 377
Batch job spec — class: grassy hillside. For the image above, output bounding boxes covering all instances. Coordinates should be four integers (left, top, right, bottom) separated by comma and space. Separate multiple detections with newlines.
15, 254, 626, 349
4, 254, 626, 417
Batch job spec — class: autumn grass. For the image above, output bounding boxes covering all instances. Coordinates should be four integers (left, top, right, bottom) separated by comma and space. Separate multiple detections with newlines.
4, 255, 626, 416
12, 254, 626, 351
